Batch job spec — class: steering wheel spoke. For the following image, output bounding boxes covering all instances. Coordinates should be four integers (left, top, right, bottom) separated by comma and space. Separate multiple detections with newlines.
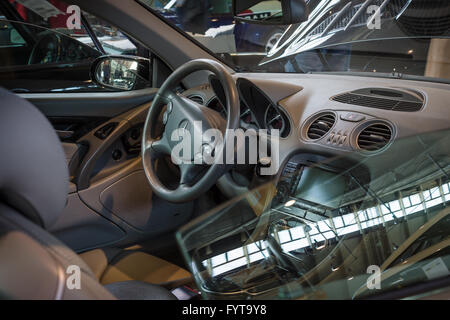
145, 136, 171, 159
179, 163, 207, 186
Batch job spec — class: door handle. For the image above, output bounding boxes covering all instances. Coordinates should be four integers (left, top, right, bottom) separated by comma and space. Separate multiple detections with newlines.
56, 130, 75, 139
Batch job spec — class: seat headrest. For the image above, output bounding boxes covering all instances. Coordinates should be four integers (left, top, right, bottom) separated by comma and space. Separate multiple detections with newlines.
0, 88, 68, 229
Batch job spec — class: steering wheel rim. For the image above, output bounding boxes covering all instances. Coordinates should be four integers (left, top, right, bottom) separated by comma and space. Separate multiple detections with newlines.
142, 59, 240, 203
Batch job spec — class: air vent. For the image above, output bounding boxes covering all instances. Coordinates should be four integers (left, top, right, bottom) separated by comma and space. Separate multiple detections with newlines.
357, 123, 393, 152
188, 95, 204, 105
306, 113, 336, 140
331, 88, 424, 112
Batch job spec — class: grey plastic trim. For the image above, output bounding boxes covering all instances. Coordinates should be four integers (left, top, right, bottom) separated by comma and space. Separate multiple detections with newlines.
75, 102, 151, 190
51, 192, 126, 252
78, 159, 193, 248
217, 174, 249, 199
19, 88, 157, 117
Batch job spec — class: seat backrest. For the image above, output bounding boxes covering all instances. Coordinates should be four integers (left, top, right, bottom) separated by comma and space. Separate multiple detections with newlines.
0, 203, 117, 299
0, 88, 115, 299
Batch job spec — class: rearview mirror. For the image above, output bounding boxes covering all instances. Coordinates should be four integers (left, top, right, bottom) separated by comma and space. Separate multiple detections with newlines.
233, 0, 308, 25
91, 56, 151, 91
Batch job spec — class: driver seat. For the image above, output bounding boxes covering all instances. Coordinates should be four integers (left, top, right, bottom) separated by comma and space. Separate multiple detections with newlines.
0, 88, 189, 299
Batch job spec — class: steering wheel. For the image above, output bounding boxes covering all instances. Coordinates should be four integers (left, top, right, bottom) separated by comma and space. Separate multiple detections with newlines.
142, 59, 240, 203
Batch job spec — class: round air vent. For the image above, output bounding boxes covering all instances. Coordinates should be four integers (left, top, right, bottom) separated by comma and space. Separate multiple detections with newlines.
357, 122, 393, 152
306, 113, 336, 140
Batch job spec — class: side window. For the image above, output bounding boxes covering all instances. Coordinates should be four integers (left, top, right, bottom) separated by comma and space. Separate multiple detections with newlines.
83, 13, 138, 56
6, 0, 139, 55
0, 0, 149, 93
210, 0, 232, 15
7, 0, 90, 43
0, 19, 25, 46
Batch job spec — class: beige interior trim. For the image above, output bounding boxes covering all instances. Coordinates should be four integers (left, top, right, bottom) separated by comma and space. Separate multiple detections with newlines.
425, 38, 450, 79
80, 249, 192, 288
79, 249, 109, 280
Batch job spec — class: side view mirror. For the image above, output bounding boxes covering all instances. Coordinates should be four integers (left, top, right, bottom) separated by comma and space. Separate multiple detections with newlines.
233, 0, 308, 25
91, 55, 151, 91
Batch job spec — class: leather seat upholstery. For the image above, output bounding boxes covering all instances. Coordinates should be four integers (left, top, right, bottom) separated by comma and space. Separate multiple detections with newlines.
0, 88, 187, 300
80, 248, 192, 288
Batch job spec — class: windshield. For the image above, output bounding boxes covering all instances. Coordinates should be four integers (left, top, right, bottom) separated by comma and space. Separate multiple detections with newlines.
177, 129, 450, 300
139, 0, 450, 82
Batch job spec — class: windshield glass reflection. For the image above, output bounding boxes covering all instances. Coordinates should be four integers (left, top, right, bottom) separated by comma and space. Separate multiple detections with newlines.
177, 129, 450, 300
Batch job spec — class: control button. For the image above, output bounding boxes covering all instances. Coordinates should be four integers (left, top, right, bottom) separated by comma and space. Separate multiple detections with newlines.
166, 102, 173, 114
112, 149, 122, 161
340, 113, 366, 122
332, 133, 339, 144
130, 128, 141, 140
95, 122, 118, 140
328, 132, 335, 143
257, 157, 272, 176
258, 157, 272, 167
163, 112, 169, 125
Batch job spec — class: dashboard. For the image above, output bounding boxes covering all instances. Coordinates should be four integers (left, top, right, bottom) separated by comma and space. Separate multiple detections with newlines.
183, 76, 293, 138
176, 73, 450, 300
181, 73, 450, 177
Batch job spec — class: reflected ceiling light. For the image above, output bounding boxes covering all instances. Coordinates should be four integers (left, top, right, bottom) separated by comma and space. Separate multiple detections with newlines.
315, 243, 326, 251
347, 269, 354, 280
285, 200, 296, 207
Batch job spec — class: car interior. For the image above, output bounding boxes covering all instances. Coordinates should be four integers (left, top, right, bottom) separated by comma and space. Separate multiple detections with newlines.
0, 0, 449, 300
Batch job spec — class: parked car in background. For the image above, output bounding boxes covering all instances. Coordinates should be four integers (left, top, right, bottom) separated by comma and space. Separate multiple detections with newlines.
4, 0, 139, 56
141, 0, 287, 53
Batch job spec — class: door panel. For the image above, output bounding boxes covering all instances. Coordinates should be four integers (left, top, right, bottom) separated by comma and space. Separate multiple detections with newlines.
52, 192, 126, 252
20, 88, 158, 117
78, 160, 193, 248
29, 90, 194, 252
52, 117, 109, 142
